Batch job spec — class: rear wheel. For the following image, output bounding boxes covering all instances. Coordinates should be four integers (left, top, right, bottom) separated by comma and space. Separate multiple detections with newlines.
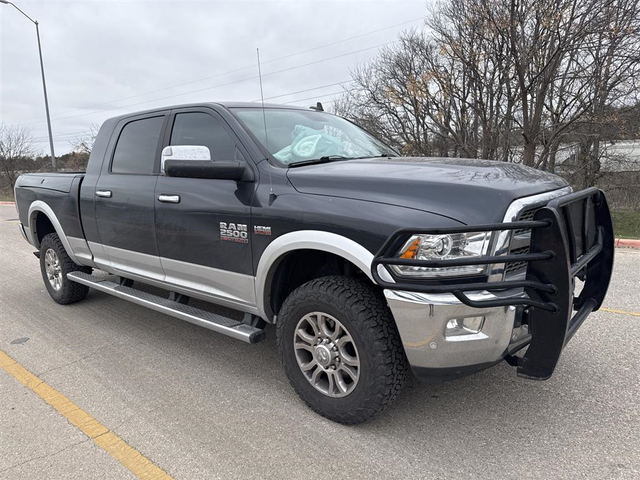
276, 276, 407, 424
39, 233, 91, 305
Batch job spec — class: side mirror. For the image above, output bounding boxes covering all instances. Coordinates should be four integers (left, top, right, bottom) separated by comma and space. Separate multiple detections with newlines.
161, 145, 211, 174
161, 145, 246, 180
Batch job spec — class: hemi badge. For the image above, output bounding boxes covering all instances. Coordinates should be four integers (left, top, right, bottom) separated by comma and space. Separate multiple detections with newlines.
254, 226, 272, 236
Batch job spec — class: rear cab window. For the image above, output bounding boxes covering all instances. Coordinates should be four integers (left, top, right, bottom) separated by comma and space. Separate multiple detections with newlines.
111, 116, 165, 174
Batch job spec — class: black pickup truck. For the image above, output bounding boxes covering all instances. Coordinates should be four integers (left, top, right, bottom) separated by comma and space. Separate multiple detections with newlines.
15, 102, 614, 424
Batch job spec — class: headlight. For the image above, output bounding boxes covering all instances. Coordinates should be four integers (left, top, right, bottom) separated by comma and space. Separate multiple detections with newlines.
391, 232, 492, 278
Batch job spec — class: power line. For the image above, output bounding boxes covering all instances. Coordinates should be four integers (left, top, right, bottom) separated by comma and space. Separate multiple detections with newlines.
16, 16, 424, 125
23, 17, 423, 142
21, 1, 425, 4
33, 88, 351, 141
257, 80, 353, 102
282, 91, 350, 105
33, 81, 358, 141
35, 93, 348, 142
20, 40, 396, 126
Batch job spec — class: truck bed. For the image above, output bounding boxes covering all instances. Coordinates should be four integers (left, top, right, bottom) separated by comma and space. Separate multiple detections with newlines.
16, 172, 86, 193
14, 173, 87, 248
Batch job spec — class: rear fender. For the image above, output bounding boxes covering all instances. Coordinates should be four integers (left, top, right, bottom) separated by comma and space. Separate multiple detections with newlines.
27, 200, 84, 265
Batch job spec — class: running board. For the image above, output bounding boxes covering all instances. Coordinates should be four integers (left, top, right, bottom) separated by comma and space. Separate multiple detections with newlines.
67, 272, 264, 344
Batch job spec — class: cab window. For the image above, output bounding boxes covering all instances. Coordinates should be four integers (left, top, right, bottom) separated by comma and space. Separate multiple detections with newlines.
111, 116, 164, 174
170, 112, 244, 161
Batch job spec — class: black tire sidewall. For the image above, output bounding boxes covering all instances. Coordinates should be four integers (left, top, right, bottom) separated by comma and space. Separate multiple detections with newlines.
277, 278, 391, 419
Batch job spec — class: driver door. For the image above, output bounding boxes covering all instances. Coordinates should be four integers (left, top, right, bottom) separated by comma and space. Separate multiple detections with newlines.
153, 107, 257, 309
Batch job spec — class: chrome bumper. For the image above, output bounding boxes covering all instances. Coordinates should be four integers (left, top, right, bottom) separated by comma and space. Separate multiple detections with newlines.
385, 289, 531, 382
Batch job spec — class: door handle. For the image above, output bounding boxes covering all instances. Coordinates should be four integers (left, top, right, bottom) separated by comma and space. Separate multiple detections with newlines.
95, 190, 112, 198
158, 194, 180, 204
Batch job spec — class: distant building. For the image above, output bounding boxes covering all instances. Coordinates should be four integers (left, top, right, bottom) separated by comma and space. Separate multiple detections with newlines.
555, 140, 640, 174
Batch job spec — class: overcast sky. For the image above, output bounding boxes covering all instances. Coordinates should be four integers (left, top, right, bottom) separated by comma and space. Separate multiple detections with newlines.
1, 0, 427, 155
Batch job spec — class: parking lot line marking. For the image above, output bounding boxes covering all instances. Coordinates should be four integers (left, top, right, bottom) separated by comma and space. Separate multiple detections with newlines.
0, 350, 174, 480
600, 307, 640, 317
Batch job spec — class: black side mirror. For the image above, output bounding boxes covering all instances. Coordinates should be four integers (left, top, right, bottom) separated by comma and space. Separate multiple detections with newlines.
164, 160, 246, 180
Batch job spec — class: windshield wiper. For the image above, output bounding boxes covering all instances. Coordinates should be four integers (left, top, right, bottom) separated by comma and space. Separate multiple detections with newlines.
288, 155, 352, 168
288, 153, 397, 167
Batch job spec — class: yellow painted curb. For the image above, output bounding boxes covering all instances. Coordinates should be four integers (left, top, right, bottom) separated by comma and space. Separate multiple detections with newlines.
0, 350, 173, 479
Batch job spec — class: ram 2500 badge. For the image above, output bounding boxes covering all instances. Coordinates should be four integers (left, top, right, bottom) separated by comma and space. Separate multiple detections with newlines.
14, 102, 614, 424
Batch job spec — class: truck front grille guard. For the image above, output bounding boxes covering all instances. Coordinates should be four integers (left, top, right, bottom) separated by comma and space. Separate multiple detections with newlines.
372, 187, 615, 380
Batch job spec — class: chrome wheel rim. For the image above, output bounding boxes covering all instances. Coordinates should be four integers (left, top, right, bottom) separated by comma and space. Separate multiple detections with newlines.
44, 248, 63, 291
294, 311, 360, 398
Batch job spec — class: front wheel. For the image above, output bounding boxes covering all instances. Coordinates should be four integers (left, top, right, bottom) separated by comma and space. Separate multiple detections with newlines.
276, 276, 407, 424
39, 233, 91, 305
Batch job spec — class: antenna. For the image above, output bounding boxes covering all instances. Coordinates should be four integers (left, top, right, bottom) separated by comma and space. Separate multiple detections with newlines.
256, 47, 275, 199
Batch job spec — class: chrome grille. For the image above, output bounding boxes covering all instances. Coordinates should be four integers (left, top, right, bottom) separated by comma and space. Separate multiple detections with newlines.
513, 206, 541, 234
504, 246, 530, 274
492, 187, 572, 283
505, 206, 542, 277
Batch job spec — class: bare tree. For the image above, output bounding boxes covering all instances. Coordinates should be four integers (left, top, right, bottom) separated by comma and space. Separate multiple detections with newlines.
0, 124, 38, 190
572, 0, 640, 187
337, 0, 640, 176
334, 30, 437, 156
70, 123, 100, 155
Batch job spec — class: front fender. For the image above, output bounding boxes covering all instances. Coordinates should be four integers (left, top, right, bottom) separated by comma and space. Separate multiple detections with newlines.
254, 230, 397, 321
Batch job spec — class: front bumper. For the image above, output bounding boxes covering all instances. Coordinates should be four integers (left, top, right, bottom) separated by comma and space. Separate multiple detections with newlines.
385, 289, 530, 382
375, 187, 614, 382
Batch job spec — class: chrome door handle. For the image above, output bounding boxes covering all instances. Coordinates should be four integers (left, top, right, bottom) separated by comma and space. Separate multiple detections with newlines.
95, 190, 112, 198
158, 194, 180, 204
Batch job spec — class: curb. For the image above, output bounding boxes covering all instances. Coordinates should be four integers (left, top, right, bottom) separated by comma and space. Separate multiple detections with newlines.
615, 238, 640, 249
0, 202, 16, 206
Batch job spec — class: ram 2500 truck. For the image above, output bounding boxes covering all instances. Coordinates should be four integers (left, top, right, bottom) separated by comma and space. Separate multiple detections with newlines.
14, 102, 614, 424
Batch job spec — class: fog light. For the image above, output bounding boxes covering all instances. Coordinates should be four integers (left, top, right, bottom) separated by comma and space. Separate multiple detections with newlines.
445, 316, 485, 337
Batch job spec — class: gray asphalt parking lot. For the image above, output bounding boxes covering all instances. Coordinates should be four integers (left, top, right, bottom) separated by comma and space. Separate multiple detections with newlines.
0, 204, 638, 479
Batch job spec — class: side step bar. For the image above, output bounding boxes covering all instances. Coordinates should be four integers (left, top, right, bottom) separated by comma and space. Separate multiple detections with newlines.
67, 272, 265, 344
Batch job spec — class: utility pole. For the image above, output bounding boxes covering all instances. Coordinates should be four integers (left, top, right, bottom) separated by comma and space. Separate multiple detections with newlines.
2, 0, 57, 170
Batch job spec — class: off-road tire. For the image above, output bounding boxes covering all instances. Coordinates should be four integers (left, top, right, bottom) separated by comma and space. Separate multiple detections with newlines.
276, 276, 407, 424
39, 233, 91, 305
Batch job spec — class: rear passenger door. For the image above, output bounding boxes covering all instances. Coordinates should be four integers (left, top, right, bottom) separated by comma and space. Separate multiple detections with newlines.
92, 112, 168, 278
153, 107, 256, 308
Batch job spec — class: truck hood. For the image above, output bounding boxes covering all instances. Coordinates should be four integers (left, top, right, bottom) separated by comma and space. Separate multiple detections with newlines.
286, 157, 568, 224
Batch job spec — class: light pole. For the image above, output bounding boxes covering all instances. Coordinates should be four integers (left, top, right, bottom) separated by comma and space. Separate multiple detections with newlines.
1, 0, 56, 170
